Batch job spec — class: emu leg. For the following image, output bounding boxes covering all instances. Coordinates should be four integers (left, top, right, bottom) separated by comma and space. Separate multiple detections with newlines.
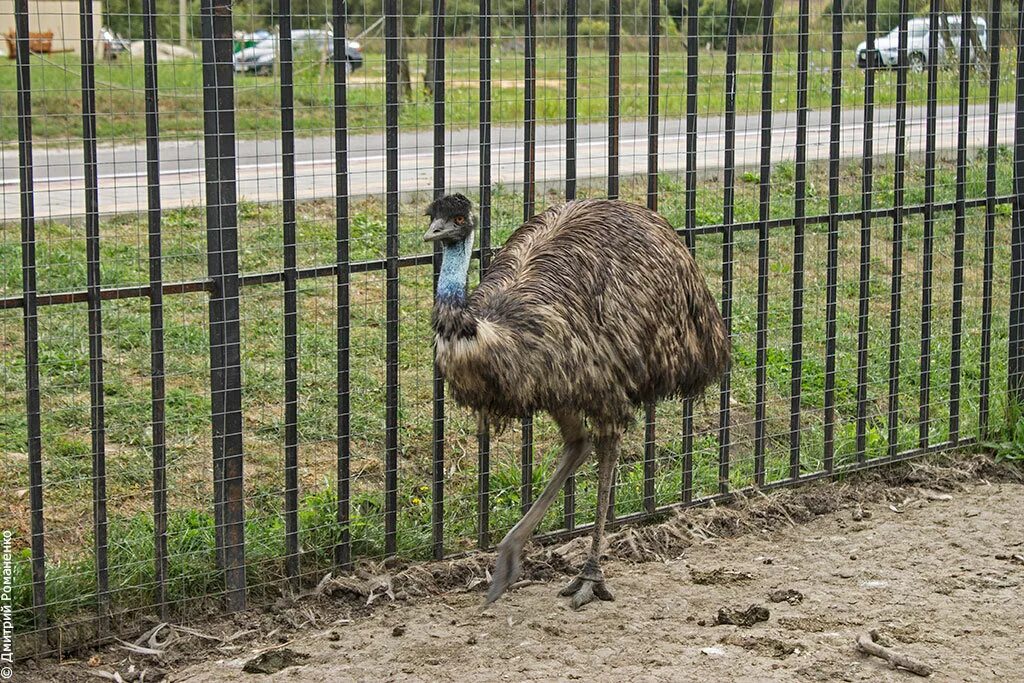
486, 412, 591, 605
560, 431, 619, 609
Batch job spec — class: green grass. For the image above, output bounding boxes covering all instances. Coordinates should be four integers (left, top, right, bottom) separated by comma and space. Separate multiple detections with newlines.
0, 41, 1017, 144
0, 146, 1018, 641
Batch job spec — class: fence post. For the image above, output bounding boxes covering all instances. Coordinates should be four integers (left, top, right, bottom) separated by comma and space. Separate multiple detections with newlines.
1010, 9, 1024, 406
200, 0, 246, 612
14, 0, 48, 636
383, 0, 401, 557
477, 0, 493, 550
333, 0, 352, 571
430, 0, 446, 562
521, 0, 536, 516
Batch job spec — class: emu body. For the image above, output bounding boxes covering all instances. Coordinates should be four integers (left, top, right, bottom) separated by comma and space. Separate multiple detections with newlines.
425, 194, 730, 608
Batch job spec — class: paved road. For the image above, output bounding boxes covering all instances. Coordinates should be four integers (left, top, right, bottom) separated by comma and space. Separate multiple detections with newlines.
0, 103, 1015, 222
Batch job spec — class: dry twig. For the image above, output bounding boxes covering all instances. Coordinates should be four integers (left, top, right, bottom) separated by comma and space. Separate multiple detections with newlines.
856, 630, 932, 677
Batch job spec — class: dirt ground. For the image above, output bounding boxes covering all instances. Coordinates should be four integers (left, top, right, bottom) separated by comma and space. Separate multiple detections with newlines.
23, 456, 1024, 682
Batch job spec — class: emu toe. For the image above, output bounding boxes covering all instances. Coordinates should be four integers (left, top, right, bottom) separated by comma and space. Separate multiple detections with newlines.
559, 576, 615, 610
484, 542, 522, 606
559, 559, 614, 609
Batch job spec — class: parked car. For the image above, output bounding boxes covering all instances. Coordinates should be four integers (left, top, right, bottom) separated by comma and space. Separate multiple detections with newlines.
233, 30, 272, 54
232, 29, 363, 76
856, 15, 988, 71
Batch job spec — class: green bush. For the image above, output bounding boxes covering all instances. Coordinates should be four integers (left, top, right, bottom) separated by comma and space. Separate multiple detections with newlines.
821, 0, 925, 35
412, 12, 478, 39
578, 18, 611, 37
697, 0, 763, 48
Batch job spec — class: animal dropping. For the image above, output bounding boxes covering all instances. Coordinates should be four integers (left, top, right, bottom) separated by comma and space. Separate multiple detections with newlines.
424, 194, 730, 610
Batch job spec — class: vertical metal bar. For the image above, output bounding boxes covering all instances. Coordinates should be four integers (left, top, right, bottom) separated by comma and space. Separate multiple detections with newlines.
200, 0, 246, 610
383, 0, 401, 557
855, 0, 877, 462
681, 0, 698, 502
949, 0, 972, 445
719, 0, 738, 494
643, 0, 660, 514
333, 0, 352, 571
430, 0, 446, 561
754, 0, 774, 487
477, 0, 492, 550
979, 0, 1002, 437
646, 0, 660, 212
279, 0, 299, 585
824, 0, 842, 473
607, 0, 620, 199
14, 0, 47, 632
789, 0, 809, 480
920, 0, 940, 446
521, 0, 536, 516
79, 0, 109, 633
887, 0, 909, 459
563, 0, 578, 531
1011, 0, 1024, 403
604, 0, 621, 519
141, 0, 168, 620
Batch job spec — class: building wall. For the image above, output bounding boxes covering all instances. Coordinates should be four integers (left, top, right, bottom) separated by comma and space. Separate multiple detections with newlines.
0, 0, 103, 57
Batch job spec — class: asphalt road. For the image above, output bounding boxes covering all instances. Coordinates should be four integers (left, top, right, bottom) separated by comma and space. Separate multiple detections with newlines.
0, 103, 1014, 222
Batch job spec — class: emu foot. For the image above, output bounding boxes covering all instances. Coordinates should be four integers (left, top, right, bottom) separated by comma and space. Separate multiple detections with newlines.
484, 541, 523, 606
559, 558, 614, 610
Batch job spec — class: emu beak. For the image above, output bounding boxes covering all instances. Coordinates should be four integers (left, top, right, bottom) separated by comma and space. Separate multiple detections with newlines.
423, 219, 446, 243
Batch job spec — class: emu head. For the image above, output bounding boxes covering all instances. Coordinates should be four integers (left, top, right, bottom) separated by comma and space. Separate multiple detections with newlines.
423, 193, 476, 246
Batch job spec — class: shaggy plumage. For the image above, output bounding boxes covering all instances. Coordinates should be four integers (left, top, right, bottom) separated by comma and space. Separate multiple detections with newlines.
424, 195, 730, 609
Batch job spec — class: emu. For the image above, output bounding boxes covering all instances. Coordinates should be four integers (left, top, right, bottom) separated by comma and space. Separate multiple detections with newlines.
424, 193, 730, 609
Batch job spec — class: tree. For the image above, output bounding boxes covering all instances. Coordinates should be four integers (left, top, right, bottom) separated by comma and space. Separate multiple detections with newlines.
697, 0, 763, 48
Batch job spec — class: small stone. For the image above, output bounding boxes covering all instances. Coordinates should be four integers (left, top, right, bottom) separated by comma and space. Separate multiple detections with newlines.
392, 625, 406, 637
328, 630, 340, 641
852, 507, 872, 521
767, 589, 804, 605
242, 648, 309, 675
697, 619, 707, 627
467, 635, 478, 645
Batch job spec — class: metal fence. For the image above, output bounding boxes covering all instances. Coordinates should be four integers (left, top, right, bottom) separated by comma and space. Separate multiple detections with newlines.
1, 0, 1023, 655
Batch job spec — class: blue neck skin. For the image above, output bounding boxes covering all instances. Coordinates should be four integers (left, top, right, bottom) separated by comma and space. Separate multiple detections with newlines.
437, 231, 474, 304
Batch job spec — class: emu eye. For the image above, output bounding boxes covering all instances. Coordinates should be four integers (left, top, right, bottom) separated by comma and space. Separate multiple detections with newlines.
454, 215, 466, 225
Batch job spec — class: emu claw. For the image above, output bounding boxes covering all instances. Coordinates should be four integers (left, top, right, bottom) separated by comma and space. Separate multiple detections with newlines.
559, 576, 615, 610
484, 542, 522, 606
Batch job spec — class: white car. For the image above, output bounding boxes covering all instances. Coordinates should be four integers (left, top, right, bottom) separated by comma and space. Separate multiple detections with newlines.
233, 30, 363, 76
856, 15, 988, 72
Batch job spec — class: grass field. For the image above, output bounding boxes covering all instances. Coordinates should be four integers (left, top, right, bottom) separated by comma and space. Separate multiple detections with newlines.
0, 41, 1017, 144
0, 143, 1017, 636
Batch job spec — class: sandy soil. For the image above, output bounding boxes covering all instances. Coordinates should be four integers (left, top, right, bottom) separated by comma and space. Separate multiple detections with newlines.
24, 460, 1024, 682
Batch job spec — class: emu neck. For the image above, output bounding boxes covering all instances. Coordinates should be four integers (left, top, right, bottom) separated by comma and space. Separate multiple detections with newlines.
437, 232, 474, 305
433, 232, 477, 341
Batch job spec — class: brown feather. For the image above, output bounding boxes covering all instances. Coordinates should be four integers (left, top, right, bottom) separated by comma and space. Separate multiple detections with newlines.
433, 199, 730, 431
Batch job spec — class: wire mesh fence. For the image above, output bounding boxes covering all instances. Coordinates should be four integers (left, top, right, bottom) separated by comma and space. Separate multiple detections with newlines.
1, 0, 1022, 656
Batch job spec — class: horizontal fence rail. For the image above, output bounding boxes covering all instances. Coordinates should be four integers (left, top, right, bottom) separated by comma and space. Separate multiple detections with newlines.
1, 0, 1022, 655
